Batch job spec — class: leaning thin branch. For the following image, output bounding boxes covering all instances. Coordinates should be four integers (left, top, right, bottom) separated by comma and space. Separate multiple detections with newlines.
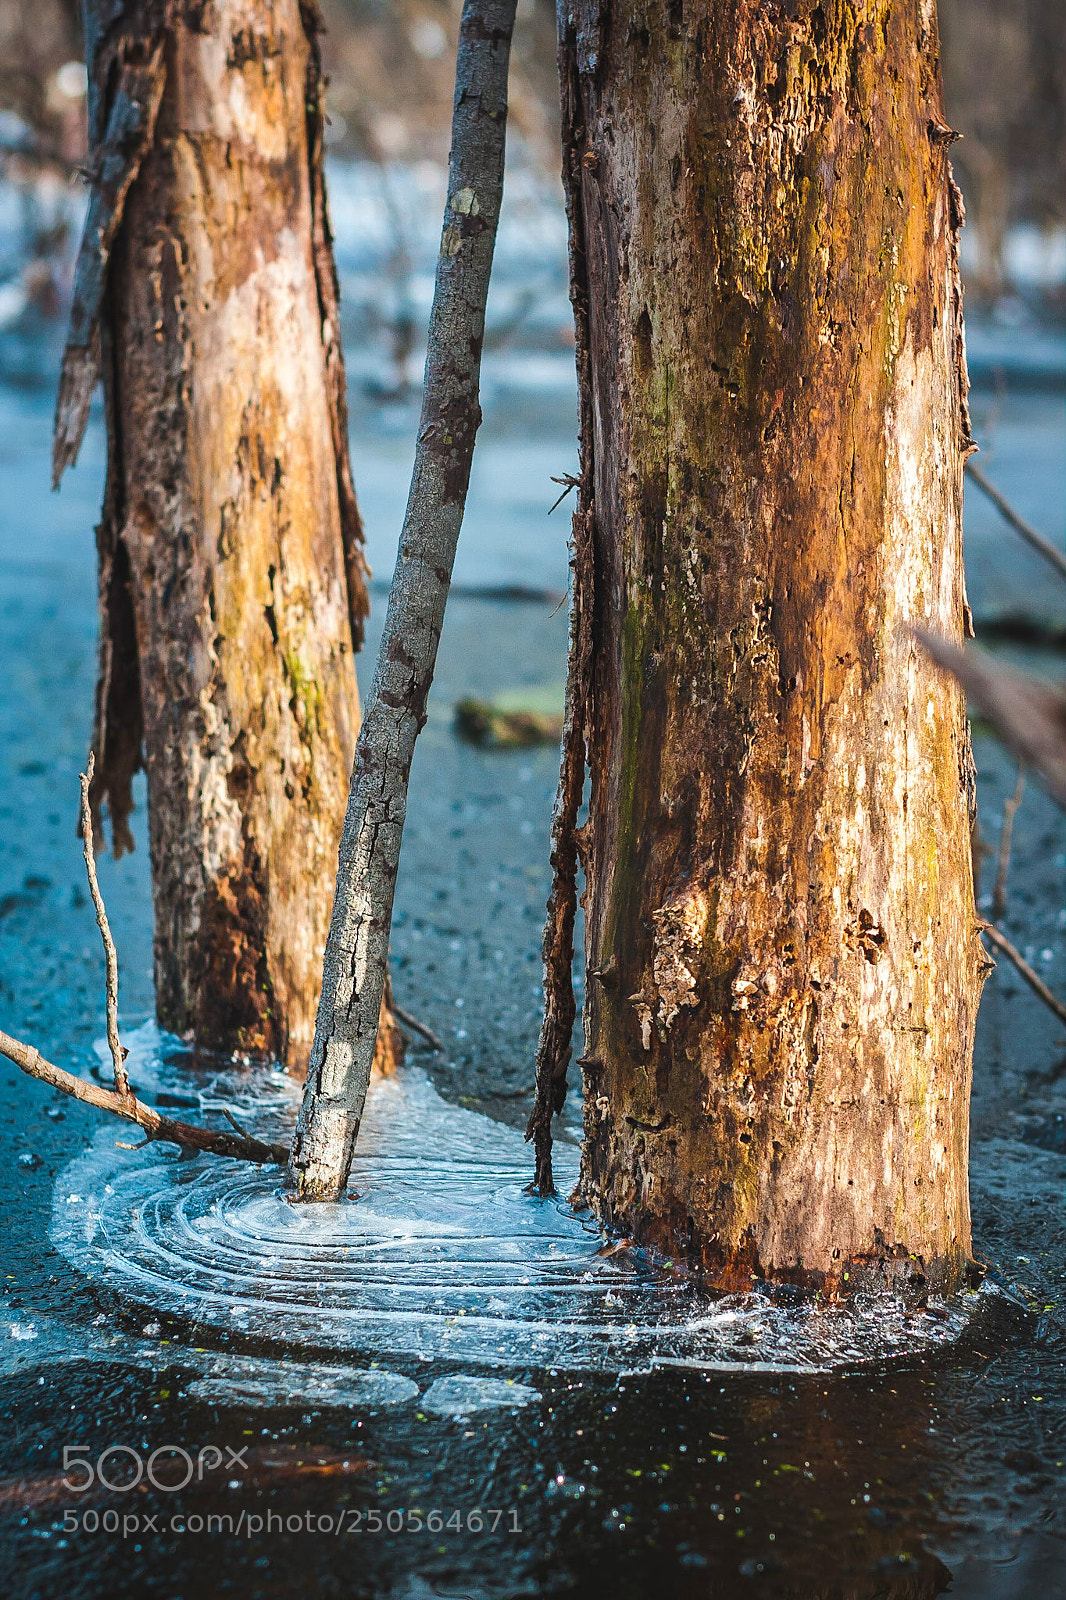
979, 921, 1066, 1029
0, 1029, 288, 1165
390, 1003, 444, 1053
991, 765, 1026, 922
966, 461, 1066, 587
287, 0, 519, 1200
79, 752, 130, 1097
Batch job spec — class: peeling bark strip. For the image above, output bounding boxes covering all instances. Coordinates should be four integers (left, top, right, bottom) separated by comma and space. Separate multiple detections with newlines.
299, 0, 371, 649
52, 28, 166, 485
288, 0, 518, 1200
57, 0, 393, 1071
563, 0, 984, 1293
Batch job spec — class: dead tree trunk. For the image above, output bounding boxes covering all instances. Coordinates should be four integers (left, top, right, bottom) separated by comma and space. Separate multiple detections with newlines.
54, 0, 399, 1072
544, 0, 984, 1294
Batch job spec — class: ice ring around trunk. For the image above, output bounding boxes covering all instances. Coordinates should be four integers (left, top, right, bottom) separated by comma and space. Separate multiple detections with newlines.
51, 1035, 979, 1374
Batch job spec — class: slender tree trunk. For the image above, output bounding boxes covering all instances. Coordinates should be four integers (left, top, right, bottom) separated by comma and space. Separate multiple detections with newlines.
288, 0, 517, 1199
544, 0, 984, 1294
54, 0, 400, 1072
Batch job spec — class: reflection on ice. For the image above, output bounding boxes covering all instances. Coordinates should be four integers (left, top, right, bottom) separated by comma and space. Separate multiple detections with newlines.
52, 1035, 981, 1374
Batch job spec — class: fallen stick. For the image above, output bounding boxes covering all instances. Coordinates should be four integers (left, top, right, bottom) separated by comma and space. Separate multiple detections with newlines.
980, 921, 1066, 1029
0, 1028, 288, 1165
287, 0, 518, 1199
966, 461, 1066, 587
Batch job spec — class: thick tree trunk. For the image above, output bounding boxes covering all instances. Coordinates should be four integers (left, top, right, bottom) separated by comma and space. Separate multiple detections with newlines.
550, 0, 984, 1294
55, 0, 399, 1072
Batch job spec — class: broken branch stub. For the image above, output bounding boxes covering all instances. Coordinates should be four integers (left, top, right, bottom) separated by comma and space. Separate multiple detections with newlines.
287, 0, 518, 1200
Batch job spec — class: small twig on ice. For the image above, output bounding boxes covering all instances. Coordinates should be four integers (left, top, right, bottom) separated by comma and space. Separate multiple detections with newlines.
79, 752, 130, 1098
966, 461, 1066, 587
991, 764, 1026, 922
390, 1003, 444, 1053
979, 921, 1066, 1029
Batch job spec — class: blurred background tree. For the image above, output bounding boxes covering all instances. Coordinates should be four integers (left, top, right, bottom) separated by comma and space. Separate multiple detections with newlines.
3, 0, 1062, 318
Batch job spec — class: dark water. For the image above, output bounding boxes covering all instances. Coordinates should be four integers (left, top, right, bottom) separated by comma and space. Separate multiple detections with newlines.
0, 352, 1064, 1598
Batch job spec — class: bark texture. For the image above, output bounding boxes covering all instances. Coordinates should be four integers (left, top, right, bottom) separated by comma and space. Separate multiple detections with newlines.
288, 0, 518, 1199
56, 0, 395, 1071
552, 0, 984, 1293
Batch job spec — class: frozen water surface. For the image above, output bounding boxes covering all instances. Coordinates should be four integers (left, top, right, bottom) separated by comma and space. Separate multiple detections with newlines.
1, 179, 1063, 1590
52, 1037, 979, 1377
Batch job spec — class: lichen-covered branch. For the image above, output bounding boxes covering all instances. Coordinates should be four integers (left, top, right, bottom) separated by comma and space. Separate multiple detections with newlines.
287, 0, 518, 1199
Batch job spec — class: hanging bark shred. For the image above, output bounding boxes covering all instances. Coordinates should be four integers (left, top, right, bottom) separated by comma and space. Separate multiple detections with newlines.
53, 0, 168, 854
300, 0, 371, 650
524, 32, 601, 1196
287, 0, 519, 1199
526, 509, 594, 1195
52, 19, 167, 488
